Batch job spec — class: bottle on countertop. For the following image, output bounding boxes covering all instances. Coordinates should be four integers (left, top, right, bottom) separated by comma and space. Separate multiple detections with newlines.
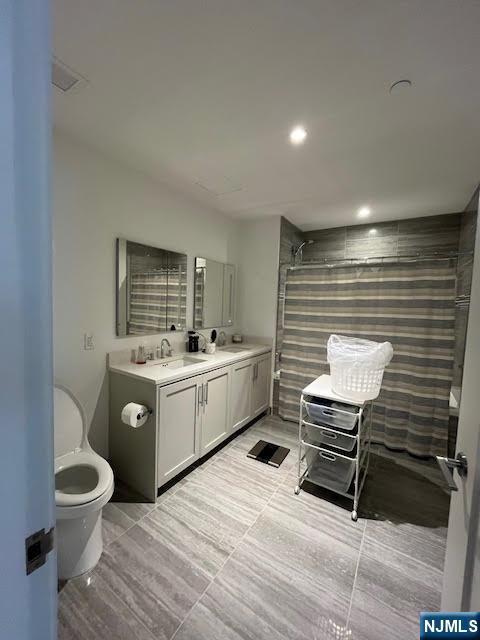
187, 331, 200, 353
205, 341, 216, 355
136, 344, 147, 364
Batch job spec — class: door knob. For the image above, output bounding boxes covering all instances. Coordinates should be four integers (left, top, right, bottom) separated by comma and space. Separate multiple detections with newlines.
436, 452, 468, 491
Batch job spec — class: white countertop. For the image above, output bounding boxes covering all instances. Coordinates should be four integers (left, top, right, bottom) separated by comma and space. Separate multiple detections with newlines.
109, 343, 272, 386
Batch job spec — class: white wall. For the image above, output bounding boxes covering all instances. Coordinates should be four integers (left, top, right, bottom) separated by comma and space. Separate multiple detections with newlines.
53, 132, 239, 456
235, 217, 281, 341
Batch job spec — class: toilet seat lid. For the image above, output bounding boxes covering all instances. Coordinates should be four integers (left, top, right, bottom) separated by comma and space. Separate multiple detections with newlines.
54, 386, 87, 458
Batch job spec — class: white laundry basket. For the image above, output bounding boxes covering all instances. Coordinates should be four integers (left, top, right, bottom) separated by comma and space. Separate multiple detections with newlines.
327, 335, 393, 401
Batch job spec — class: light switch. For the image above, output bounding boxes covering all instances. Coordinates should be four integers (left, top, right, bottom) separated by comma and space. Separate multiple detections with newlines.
84, 333, 95, 350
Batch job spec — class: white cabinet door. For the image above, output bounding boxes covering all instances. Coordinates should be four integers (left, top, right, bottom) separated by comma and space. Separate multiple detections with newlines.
201, 366, 230, 455
157, 377, 201, 486
252, 353, 271, 417
230, 359, 253, 432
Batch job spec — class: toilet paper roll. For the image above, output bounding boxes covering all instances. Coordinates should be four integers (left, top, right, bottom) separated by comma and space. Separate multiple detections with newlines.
121, 402, 149, 428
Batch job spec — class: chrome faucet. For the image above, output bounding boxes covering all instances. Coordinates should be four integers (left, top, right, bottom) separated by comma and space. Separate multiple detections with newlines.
160, 338, 172, 358
198, 332, 208, 352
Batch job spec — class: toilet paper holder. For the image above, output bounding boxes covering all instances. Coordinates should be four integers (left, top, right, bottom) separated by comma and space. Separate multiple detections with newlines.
121, 402, 154, 429
137, 406, 153, 420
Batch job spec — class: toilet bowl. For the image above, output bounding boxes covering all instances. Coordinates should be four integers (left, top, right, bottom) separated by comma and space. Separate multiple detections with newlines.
54, 384, 114, 580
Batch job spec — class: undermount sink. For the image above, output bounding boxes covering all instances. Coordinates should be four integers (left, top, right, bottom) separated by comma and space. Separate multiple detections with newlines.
220, 346, 250, 353
148, 356, 206, 370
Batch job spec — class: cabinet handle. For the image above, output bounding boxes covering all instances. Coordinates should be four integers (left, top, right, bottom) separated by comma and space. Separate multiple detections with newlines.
197, 384, 203, 415
204, 382, 208, 406
254, 363, 258, 380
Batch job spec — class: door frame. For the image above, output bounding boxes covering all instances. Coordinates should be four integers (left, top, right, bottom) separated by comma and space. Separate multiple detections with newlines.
0, 0, 56, 637
441, 189, 480, 610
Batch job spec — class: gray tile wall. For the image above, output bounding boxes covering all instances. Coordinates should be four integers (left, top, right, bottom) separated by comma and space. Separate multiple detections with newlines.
302, 213, 461, 262
276, 219, 303, 356
274, 217, 303, 413
279, 217, 304, 266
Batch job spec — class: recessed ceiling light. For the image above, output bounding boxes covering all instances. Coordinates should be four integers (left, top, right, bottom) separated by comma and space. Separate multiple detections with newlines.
389, 79, 412, 94
357, 206, 371, 218
368, 228, 377, 235
289, 125, 307, 145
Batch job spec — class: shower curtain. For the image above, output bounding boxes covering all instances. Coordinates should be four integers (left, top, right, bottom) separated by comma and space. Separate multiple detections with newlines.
278, 260, 456, 457
129, 270, 169, 334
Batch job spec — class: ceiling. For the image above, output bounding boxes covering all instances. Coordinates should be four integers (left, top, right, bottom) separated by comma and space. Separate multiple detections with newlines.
53, 0, 480, 230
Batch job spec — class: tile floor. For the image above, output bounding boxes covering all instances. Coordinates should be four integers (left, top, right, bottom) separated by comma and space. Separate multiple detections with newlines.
58, 415, 450, 640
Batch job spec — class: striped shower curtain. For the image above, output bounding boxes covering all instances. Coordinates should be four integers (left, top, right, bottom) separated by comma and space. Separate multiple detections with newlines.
278, 261, 456, 457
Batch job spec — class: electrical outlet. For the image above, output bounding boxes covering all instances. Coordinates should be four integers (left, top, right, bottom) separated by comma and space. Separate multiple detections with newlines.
84, 333, 94, 350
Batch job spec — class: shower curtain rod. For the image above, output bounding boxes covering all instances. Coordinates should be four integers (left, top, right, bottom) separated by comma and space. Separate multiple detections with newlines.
288, 250, 474, 270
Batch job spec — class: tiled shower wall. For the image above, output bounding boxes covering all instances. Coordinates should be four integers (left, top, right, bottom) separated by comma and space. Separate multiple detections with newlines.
273, 217, 303, 412
276, 218, 303, 361
301, 213, 461, 262
274, 210, 478, 418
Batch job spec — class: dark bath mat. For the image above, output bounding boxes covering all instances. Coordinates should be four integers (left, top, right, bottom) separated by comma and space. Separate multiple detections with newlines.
247, 440, 290, 468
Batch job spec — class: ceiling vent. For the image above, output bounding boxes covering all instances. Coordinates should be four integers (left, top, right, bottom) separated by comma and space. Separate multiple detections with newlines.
52, 58, 85, 92
194, 173, 242, 197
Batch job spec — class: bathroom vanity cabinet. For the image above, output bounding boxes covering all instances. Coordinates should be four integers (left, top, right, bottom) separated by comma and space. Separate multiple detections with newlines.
109, 346, 271, 501
157, 365, 230, 486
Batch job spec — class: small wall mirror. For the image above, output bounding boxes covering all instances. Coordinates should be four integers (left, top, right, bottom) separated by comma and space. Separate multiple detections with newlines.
116, 239, 187, 336
194, 257, 235, 329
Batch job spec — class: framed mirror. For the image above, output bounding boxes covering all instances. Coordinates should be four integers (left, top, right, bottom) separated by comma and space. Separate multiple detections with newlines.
194, 257, 235, 329
116, 239, 187, 336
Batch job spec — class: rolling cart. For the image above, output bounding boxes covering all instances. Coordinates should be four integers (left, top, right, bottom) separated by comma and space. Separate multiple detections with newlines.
294, 374, 372, 521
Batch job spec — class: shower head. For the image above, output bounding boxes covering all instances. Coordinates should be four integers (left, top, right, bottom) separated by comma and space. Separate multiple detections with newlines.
294, 240, 314, 258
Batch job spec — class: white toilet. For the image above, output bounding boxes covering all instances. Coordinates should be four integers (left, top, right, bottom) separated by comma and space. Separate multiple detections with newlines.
54, 384, 114, 580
